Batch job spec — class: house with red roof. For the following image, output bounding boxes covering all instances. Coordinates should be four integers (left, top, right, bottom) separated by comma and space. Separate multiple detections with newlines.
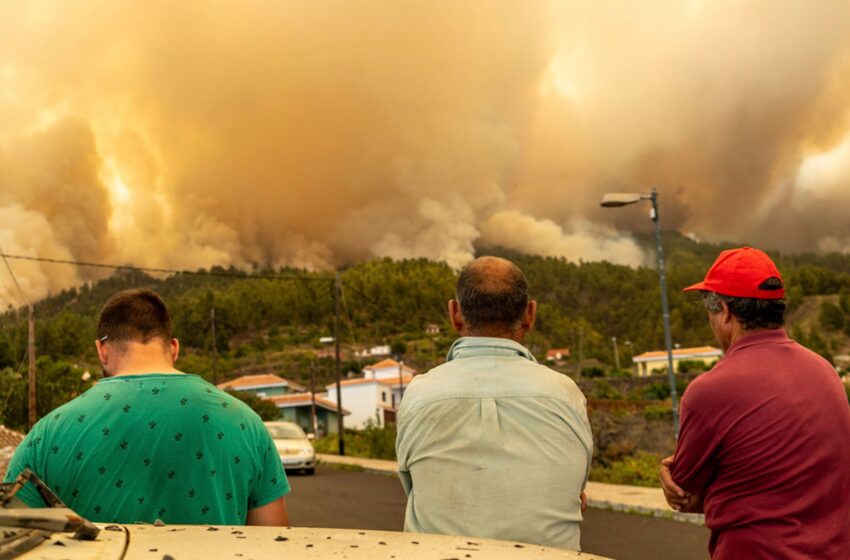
326, 359, 417, 429
267, 393, 348, 437
632, 346, 723, 377
217, 373, 306, 397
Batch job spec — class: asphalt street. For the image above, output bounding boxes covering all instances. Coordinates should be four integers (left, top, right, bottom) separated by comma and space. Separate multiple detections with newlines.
285, 465, 710, 560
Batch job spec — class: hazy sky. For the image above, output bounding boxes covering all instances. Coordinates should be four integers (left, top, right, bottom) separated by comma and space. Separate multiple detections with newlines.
2, 0, 850, 302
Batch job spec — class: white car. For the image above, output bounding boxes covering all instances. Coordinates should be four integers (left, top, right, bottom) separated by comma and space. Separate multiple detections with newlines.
6, 520, 613, 559
264, 421, 316, 475
1, 468, 614, 559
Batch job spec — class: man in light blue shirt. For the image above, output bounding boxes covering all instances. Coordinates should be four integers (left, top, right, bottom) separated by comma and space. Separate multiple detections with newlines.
396, 256, 593, 550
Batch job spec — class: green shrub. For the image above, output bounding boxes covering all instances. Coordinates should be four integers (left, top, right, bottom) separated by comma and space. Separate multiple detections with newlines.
607, 369, 633, 378
592, 380, 623, 400
641, 379, 690, 400
314, 421, 397, 460
641, 382, 670, 401
642, 404, 673, 420
590, 451, 662, 487
819, 301, 846, 331
677, 360, 707, 374
581, 366, 605, 378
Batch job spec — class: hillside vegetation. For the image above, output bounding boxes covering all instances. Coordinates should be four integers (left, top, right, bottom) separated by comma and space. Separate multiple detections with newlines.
1, 232, 849, 432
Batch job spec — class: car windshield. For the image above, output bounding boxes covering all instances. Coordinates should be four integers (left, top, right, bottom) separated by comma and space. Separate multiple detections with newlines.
266, 424, 306, 439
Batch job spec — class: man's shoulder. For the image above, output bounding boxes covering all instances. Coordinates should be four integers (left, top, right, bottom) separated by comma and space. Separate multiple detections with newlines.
406, 357, 584, 404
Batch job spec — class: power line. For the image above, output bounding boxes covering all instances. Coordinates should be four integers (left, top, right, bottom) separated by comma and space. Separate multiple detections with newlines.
0, 253, 334, 284
0, 246, 31, 307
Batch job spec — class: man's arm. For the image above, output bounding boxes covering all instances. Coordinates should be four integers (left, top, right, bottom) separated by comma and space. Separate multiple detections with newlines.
247, 497, 289, 526
3, 429, 45, 508
660, 456, 704, 513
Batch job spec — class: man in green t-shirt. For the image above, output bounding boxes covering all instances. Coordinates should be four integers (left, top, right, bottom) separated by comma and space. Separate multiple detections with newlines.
4, 289, 290, 526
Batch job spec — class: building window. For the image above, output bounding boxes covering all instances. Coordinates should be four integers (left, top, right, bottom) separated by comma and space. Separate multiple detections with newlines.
381, 391, 387, 402
392, 394, 396, 408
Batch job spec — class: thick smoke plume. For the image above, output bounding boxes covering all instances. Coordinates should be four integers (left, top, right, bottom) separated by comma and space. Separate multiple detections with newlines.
1, 1, 850, 304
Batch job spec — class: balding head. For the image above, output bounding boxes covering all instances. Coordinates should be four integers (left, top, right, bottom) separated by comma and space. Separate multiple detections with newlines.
452, 256, 533, 338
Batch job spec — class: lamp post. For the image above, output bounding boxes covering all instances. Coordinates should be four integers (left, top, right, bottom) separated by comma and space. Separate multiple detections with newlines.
601, 187, 679, 437
612, 336, 620, 371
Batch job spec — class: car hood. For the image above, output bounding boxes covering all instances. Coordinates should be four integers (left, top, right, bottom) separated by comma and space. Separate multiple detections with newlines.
274, 439, 312, 453
17, 525, 613, 559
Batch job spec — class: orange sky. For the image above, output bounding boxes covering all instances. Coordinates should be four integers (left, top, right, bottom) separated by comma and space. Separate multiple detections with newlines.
1, 0, 850, 303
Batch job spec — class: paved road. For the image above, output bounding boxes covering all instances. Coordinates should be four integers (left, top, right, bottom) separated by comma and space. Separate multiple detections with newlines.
286, 466, 710, 560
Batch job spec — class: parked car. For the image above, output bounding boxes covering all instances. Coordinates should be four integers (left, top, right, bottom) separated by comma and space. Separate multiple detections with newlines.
0, 468, 614, 559
264, 421, 316, 475
9, 522, 612, 559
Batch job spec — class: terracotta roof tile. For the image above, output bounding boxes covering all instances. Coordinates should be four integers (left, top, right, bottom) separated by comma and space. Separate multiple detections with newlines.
364, 359, 417, 374
217, 374, 305, 392
267, 393, 349, 415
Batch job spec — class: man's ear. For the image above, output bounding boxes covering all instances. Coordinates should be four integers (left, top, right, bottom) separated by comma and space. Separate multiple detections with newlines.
96, 339, 108, 366
720, 300, 734, 325
521, 300, 537, 333
169, 338, 180, 364
448, 299, 465, 334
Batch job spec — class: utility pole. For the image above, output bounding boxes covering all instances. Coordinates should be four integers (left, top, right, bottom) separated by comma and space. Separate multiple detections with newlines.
578, 327, 584, 364
28, 304, 36, 430
210, 307, 218, 385
334, 272, 345, 456
397, 359, 404, 409
650, 188, 680, 437
612, 336, 620, 370
310, 361, 318, 436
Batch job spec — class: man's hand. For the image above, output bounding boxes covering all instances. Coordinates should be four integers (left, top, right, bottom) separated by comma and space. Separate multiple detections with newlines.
661, 456, 705, 514
660, 456, 690, 511
580, 491, 587, 514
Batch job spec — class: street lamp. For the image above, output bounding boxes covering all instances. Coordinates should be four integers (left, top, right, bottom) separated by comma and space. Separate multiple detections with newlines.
600, 187, 680, 437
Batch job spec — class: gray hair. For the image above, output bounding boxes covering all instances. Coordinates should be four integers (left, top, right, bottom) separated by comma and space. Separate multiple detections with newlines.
701, 289, 785, 330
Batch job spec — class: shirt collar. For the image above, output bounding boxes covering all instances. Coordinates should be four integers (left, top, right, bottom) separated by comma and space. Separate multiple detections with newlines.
724, 328, 791, 358
446, 336, 538, 363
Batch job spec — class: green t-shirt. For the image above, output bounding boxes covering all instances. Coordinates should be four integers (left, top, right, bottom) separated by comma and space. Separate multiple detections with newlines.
4, 373, 289, 524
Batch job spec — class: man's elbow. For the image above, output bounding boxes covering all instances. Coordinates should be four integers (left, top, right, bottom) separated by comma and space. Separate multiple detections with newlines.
246, 497, 290, 526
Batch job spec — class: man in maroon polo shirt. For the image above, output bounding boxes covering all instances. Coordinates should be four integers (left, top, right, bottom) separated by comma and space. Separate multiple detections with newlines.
660, 247, 850, 559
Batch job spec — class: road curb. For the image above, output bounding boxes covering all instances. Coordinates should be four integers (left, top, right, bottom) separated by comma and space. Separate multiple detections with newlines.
585, 499, 705, 525
317, 454, 705, 526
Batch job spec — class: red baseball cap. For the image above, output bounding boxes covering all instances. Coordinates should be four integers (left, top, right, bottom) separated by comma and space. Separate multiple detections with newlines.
682, 247, 785, 299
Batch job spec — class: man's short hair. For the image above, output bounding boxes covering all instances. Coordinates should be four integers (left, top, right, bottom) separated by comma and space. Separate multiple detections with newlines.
456, 258, 528, 332
96, 289, 173, 348
702, 277, 786, 330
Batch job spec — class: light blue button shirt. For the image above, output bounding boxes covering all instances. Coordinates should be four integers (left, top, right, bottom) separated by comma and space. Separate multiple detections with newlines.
396, 336, 593, 550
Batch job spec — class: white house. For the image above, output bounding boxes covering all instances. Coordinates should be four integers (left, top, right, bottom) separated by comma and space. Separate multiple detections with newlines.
632, 346, 723, 377
325, 376, 414, 429
355, 345, 392, 358
325, 358, 418, 429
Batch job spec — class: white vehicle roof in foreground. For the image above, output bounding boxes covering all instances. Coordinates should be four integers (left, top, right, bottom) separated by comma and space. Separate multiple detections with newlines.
18, 524, 614, 559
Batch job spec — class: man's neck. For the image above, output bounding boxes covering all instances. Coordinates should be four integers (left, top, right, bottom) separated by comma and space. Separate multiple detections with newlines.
727, 325, 781, 350
103, 340, 183, 377
107, 354, 183, 377
463, 329, 525, 344
109, 366, 184, 377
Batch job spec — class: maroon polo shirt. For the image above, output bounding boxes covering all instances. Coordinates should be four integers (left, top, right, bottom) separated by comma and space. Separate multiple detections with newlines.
672, 329, 850, 559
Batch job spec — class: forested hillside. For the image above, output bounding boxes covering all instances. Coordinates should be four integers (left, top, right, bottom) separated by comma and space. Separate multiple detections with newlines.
1, 232, 849, 431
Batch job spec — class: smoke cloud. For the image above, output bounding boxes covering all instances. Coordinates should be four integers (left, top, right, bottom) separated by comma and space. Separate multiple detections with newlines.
1, 0, 850, 303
